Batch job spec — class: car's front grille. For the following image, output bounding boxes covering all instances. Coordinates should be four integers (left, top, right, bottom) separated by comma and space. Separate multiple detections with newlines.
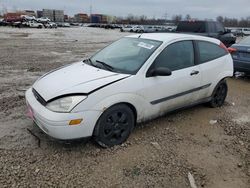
32, 88, 47, 106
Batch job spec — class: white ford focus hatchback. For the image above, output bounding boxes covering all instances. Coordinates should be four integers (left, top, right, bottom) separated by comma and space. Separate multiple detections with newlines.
26, 33, 233, 147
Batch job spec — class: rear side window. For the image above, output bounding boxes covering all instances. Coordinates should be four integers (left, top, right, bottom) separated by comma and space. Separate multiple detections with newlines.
197, 41, 228, 63
208, 22, 216, 33
176, 21, 206, 33
151, 41, 194, 71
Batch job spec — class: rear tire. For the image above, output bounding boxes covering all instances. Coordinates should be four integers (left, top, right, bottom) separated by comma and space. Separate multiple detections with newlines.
209, 80, 228, 108
94, 104, 135, 148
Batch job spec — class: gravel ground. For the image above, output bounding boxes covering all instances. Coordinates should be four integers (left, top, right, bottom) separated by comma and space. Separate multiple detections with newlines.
0, 27, 249, 188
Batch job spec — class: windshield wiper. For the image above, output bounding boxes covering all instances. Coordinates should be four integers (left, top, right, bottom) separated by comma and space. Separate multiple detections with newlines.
95, 60, 114, 71
83, 58, 93, 65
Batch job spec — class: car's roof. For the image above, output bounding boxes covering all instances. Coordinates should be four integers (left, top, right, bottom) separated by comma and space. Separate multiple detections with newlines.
127, 33, 220, 44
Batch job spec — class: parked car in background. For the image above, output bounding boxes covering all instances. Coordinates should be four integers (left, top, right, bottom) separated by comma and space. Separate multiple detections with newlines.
21, 15, 36, 21
26, 33, 233, 147
230, 28, 241, 37
132, 25, 143, 32
120, 25, 134, 32
57, 22, 70, 27
12, 21, 23, 28
0, 18, 7, 26
44, 22, 57, 28
25, 21, 43, 28
167, 26, 177, 32
113, 24, 122, 29
70, 23, 80, 26
139, 25, 170, 33
229, 36, 250, 75
63, 23, 70, 27
153, 26, 165, 32
236, 28, 250, 36
104, 24, 115, 29
37, 17, 50, 23
143, 25, 156, 33
176, 21, 236, 47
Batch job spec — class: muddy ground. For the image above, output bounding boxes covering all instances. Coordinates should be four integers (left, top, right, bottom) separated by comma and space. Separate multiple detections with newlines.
0, 27, 249, 188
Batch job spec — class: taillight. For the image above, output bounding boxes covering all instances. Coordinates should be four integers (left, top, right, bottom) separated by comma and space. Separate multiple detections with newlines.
228, 47, 237, 54
220, 42, 229, 53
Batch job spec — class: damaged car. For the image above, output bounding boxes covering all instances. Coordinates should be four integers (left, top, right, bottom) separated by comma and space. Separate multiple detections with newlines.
26, 33, 233, 147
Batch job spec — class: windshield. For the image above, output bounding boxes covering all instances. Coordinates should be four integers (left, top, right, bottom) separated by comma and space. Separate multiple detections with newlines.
89, 37, 162, 74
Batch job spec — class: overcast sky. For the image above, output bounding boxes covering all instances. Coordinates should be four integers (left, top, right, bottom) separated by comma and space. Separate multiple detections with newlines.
0, 0, 250, 19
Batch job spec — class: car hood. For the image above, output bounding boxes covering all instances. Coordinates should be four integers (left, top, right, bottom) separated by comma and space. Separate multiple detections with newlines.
33, 62, 129, 101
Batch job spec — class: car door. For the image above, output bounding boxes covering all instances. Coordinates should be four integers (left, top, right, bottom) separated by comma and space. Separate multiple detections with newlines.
195, 40, 229, 99
139, 40, 202, 118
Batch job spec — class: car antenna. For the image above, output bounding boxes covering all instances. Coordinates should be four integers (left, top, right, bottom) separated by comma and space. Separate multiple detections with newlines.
138, 33, 143, 38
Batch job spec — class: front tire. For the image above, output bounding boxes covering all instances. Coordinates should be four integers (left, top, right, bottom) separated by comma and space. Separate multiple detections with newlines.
94, 104, 135, 148
209, 80, 228, 108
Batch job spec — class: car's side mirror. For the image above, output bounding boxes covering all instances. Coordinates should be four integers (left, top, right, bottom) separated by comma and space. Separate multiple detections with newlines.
147, 67, 172, 77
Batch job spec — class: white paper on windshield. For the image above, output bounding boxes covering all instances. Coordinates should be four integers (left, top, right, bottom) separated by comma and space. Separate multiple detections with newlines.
138, 42, 154, 50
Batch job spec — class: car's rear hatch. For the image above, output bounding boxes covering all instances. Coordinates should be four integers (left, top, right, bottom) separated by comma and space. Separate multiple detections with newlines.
231, 45, 250, 62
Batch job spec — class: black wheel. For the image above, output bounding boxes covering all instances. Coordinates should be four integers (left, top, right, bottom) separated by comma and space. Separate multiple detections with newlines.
94, 104, 135, 148
209, 80, 228, 108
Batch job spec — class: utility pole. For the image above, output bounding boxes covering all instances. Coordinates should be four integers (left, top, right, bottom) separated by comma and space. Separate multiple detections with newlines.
90, 5, 92, 15
163, 11, 168, 21
89, 0, 92, 15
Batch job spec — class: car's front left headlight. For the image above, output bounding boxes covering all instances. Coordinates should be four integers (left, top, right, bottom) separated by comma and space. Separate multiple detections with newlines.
46, 96, 87, 113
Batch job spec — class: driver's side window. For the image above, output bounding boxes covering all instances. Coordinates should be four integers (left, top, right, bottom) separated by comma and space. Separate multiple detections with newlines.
150, 40, 195, 72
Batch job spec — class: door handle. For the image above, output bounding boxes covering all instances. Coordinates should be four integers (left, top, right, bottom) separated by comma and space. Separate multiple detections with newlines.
190, 70, 199, 76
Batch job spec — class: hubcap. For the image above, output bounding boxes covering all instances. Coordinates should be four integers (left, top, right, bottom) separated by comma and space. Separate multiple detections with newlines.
103, 111, 129, 142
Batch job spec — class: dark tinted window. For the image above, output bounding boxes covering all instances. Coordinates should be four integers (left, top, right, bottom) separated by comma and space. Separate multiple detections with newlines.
176, 21, 206, 33
208, 22, 216, 33
243, 28, 250, 31
215, 22, 225, 33
198, 41, 228, 63
151, 41, 194, 71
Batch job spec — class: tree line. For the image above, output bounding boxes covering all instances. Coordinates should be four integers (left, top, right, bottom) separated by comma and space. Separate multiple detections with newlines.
116, 14, 250, 28
216, 16, 250, 27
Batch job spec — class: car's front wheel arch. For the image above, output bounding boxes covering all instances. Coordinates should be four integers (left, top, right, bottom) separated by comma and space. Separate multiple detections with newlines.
118, 102, 137, 123
94, 102, 138, 129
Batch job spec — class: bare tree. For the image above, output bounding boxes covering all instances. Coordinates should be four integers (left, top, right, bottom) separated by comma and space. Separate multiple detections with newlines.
0, 1, 8, 16
172, 14, 182, 24
140, 15, 147, 23
185, 14, 191, 20
216, 16, 224, 23
163, 11, 168, 21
